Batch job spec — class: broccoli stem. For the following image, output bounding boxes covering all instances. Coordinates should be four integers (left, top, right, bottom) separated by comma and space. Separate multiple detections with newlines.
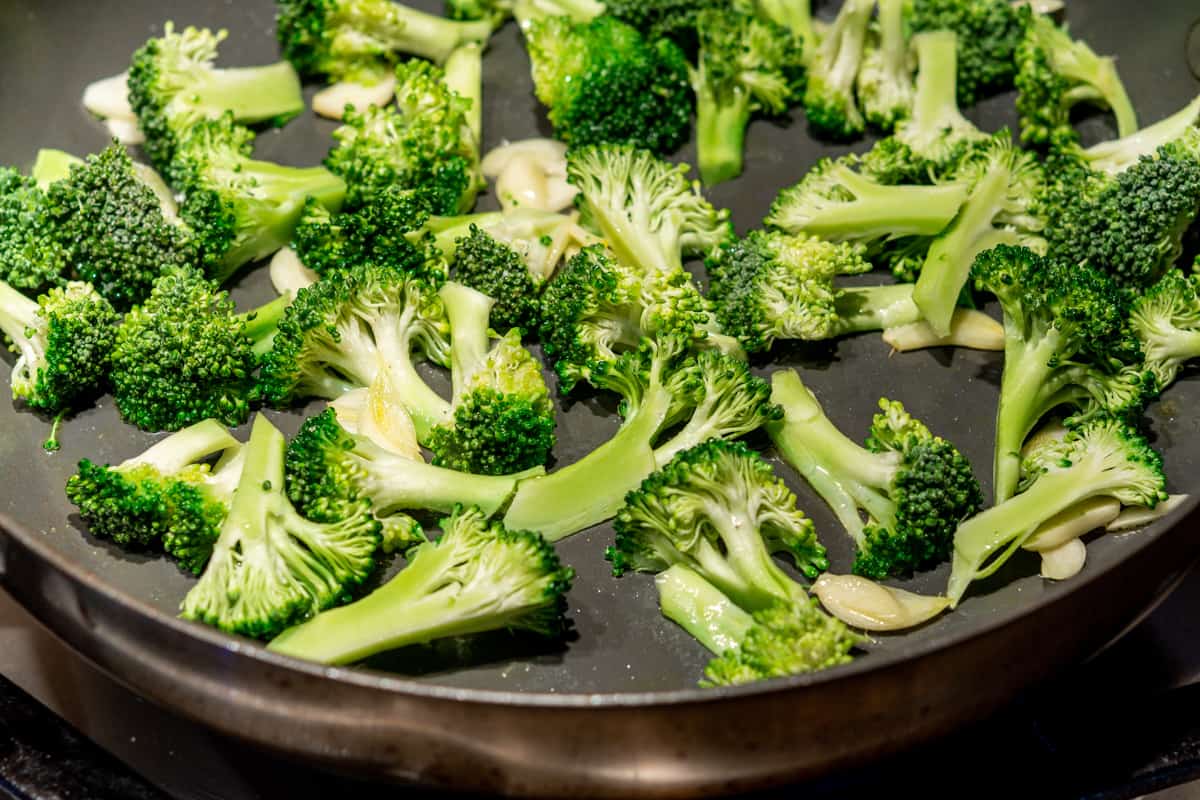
696, 89, 751, 186
444, 43, 484, 150
1082, 94, 1200, 175
364, 458, 529, 517
830, 283, 923, 335
240, 294, 292, 357
127, 418, 240, 474
656, 564, 753, 655
756, 0, 815, 56
0, 281, 40, 359
695, 511, 801, 610
439, 281, 493, 402
908, 31, 971, 141
386, 7, 494, 65
32, 149, 83, 188
800, 167, 970, 240
183, 61, 305, 126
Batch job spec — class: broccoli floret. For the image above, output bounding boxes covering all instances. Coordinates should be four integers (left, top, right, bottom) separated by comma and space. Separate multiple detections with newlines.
420, 208, 581, 278
110, 267, 289, 432
257, 261, 452, 440
127, 23, 304, 174
855, 0, 914, 133
909, 0, 1025, 106
65, 419, 244, 573
267, 504, 572, 664
172, 116, 347, 284
912, 132, 1046, 336
768, 369, 982, 579
0, 279, 118, 420
525, 15, 692, 154
326, 60, 481, 214
0, 169, 69, 292
446, 0, 601, 26
689, 7, 803, 186
656, 565, 859, 686
180, 415, 381, 638
1014, 8, 1136, 150
44, 144, 198, 310
449, 225, 542, 334
946, 418, 1167, 607
1129, 270, 1200, 394
609, 439, 827, 609
277, 0, 494, 84
972, 245, 1155, 503
802, 0, 873, 140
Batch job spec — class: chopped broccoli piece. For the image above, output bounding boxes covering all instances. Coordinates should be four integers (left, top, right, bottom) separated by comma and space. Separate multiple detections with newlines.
768, 369, 982, 579
802, 0, 873, 140
756, 0, 816, 55
268, 505, 572, 665
450, 225, 543, 334
1129, 270, 1200, 394
946, 417, 1166, 607
855, 0, 914, 133
1071, 93, 1200, 176
0, 169, 69, 292
180, 415, 381, 637
909, 0, 1025, 106
65, 419, 244, 573
445, 0, 602, 26
127, 23, 304, 174
609, 438, 827, 609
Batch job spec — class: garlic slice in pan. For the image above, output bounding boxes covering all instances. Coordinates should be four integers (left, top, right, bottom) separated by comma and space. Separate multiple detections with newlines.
329, 366, 422, 460
311, 76, 397, 120
1039, 538, 1087, 581
812, 574, 950, 632
482, 138, 577, 213
1106, 494, 1190, 532
269, 247, 318, 298
1022, 497, 1121, 552
83, 72, 135, 121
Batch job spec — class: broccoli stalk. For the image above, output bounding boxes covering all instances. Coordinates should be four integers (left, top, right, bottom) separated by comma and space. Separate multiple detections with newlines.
908, 0, 1026, 106
267, 505, 572, 665
855, 0, 914, 132
180, 414, 382, 638
802, 0, 873, 140
946, 418, 1166, 607
444, 42, 484, 155
1076, 94, 1200, 176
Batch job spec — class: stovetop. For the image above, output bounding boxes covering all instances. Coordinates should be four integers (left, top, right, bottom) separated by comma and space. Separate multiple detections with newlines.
3, 568, 1200, 800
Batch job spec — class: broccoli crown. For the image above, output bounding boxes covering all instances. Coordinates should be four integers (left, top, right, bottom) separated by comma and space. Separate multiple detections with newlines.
802, 0, 873, 140
291, 188, 441, 280
266, 504, 573, 665
909, 0, 1025, 106
706, 230, 872, 353
450, 225, 542, 334
701, 596, 859, 686
257, 261, 450, 408
526, 15, 692, 155
1014, 9, 1137, 150
45, 144, 198, 310
610, 439, 828, 610
0, 169, 68, 292
567, 144, 733, 275
325, 61, 477, 214
855, 0, 914, 132
604, 0, 730, 54
428, 329, 556, 475
1130, 269, 1200, 392
0, 280, 118, 415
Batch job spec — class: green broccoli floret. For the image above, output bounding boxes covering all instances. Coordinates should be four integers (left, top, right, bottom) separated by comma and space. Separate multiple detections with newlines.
127, 23, 304, 174
802, 0, 873, 140
43, 144, 198, 310
1014, 7, 1136, 150
65, 419, 244, 574
449, 225, 542, 334
276, 0, 494, 84
603, 0, 728, 54
656, 564, 859, 686
855, 0, 914, 133
257, 261, 452, 440
689, 6, 803, 185
972, 245, 1155, 503
172, 116, 347, 284
419, 208, 579, 277
946, 417, 1167, 607
909, 0, 1025, 106
609, 438, 827, 609
525, 15, 692, 154
0, 169, 69, 292
1129, 270, 1200, 394
912, 132, 1046, 336
445, 0, 601, 26
0, 279, 118, 420
267, 504, 572, 664
768, 369, 982, 579
325, 60, 481, 214
110, 267, 289, 432
180, 414, 381, 638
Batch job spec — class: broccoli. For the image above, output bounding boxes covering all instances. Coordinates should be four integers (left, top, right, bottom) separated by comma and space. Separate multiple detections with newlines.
946, 417, 1167, 607
855, 0, 914, 133
609, 438, 828, 609
525, 15, 692, 154
603, 0, 727, 54
756, 0, 815, 55
43, 143, 199, 310
1014, 7, 1136, 150
656, 564, 859, 686
325, 59, 481, 215
257, 261, 452, 440
689, 6, 803, 185
1129, 270, 1200, 394
909, 0, 1026, 106
0, 169, 69, 293
171, 116, 347, 284
449, 225, 543, 334
445, 0, 601, 28
972, 245, 1155, 503
180, 414, 381, 638
0, 279, 118, 421
1069, 93, 1200, 176
276, 0, 494, 85
428, 282, 556, 474
267, 505, 572, 665
767, 369, 982, 579
65, 419, 245, 574
419, 208, 580, 274
127, 23, 305, 174
110, 267, 290, 432
802, 0, 873, 140
912, 133, 1046, 336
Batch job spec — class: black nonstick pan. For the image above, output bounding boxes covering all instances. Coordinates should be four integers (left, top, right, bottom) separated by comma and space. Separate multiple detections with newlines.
2, 0, 1200, 796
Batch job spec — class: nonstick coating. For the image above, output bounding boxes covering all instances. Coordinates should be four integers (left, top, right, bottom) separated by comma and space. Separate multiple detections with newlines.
1, 0, 1200, 795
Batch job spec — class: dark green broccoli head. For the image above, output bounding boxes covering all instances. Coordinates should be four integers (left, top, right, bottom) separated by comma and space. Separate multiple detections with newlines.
0, 169, 68, 292
605, 0, 731, 54
526, 15, 692, 154
909, 0, 1025, 106
450, 225, 542, 334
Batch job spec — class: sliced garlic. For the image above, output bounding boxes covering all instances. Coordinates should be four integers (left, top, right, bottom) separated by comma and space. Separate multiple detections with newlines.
812, 574, 950, 632
1107, 494, 1190, 533
495, 154, 550, 211
882, 309, 1003, 352
1021, 419, 1069, 457
329, 388, 369, 433
360, 365, 422, 460
1039, 538, 1087, 580
82, 72, 135, 121
269, 247, 318, 298
104, 118, 144, 146
481, 138, 567, 176
482, 138, 577, 213
1022, 497, 1121, 552
311, 76, 397, 120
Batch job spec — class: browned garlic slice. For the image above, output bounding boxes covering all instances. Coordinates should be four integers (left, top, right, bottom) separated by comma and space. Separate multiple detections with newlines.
812, 574, 949, 631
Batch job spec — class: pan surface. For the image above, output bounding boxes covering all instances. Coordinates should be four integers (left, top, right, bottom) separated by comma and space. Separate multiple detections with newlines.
2, 0, 1200, 795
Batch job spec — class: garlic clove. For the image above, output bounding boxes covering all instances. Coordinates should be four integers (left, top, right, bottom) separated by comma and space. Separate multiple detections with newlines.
1039, 538, 1087, 580
812, 574, 950, 632
311, 76, 397, 120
